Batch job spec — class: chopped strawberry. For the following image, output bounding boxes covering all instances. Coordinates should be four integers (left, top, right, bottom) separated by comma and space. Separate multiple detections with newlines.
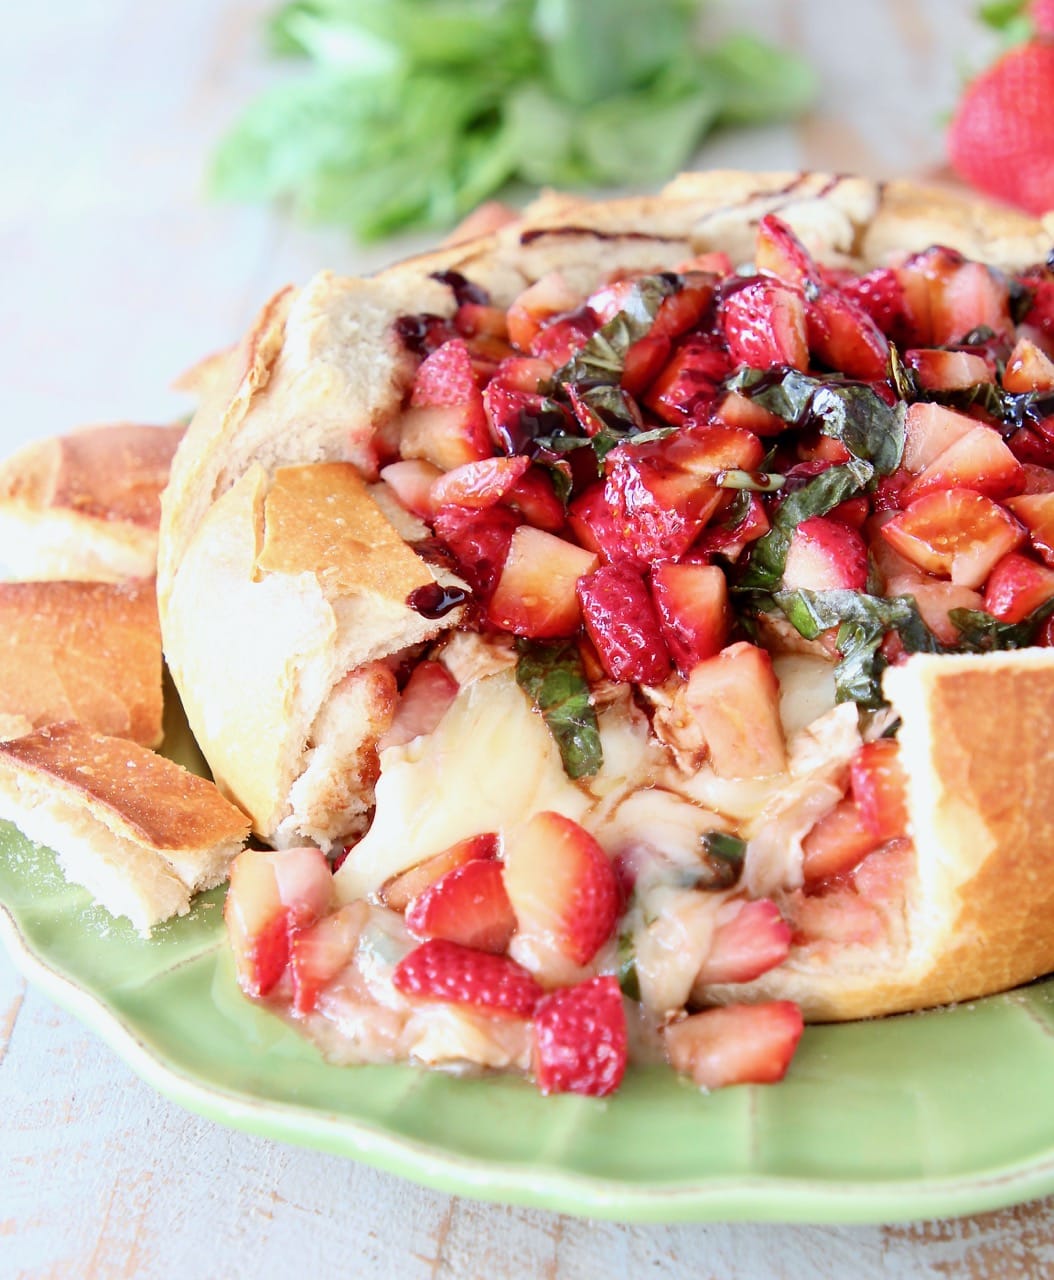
491, 355, 556, 393
850, 739, 910, 842
903, 580, 987, 645
405, 858, 516, 954
782, 515, 869, 592
693, 899, 792, 987
650, 562, 731, 674
643, 336, 732, 426
529, 307, 599, 364
433, 501, 521, 599
664, 1002, 804, 1090
837, 267, 909, 338
1004, 336, 1054, 393
503, 467, 566, 532
906, 348, 995, 392
487, 526, 598, 637
684, 642, 787, 779
755, 214, 821, 287
982, 551, 1054, 621
454, 301, 508, 341
382, 834, 499, 912
577, 563, 672, 684
393, 938, 543, 1017
399, 403, 493, 471
712, 389, 787, 437
801, 797, 882, 885
567, 483, 625, 562
290, 901, 368, 1014
379, 661, 459, 751
678, 250, 733, 276
696, 491, 771, 559
621, 332, 672, 397
949, 39, 1054, 218
880, 489, 1026, 588
902, 425, 1025, 503
1007, 491, 1054, 565
411, 337, 480, 406
429, 455, 530, 509
379, 458, 442, 519
503, 811, 621, 967
532, 976, 627, 1097
897, 249, 1011, 346
720, 278, 809, 372
807, 288, 890, 381
902, 402, 975, 474
506, 273, 583, 351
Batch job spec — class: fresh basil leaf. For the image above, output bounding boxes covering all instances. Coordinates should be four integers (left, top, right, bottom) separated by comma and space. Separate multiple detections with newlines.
698, 32, 818, 125
737, 459, 873, 591
577, 84, 722, 185
832, 620, 888, 708
948, 597, 1054, 652
515, 638, 603, 778
554, 274, 678, 385
616, 931, 641, 999
888, 343, 918, 403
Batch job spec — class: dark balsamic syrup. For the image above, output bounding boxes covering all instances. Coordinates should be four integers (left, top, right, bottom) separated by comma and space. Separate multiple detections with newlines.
407, 582, 470, 619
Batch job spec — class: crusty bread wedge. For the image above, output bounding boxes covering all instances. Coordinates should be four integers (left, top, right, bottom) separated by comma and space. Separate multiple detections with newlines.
158, 170, 1054, 1017
0, 578, 164, 747
0, 722, 249, 934
0, 423, 184, 581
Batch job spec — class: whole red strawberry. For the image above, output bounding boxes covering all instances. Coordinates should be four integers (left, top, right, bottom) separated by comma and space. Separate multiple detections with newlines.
948, 38, 1054, 215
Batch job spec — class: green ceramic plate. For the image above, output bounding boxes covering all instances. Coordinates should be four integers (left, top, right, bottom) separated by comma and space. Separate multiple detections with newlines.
2, 704, 1054, 1223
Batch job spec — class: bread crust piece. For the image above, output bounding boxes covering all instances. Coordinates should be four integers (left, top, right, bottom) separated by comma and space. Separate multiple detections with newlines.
0, 423, 184, 581
158, 170, 1054, 1015
0, 578, 163, 747
0, 722, 250, 934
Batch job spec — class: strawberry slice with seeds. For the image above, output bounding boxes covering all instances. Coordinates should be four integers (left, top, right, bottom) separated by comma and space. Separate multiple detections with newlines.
836, 267, 909, 339
644, 336, 732, 426
382, 834, 499, 912
433, 502, 521, 599
504, 467, 566, 532
1006, 491, 1054, 565
532, 976, 628, 1097
902, 424, 1025, 503
487, 526, 598, 637
880, 489, 1026, 588
982, 551, 1054, 622
650, 561, 731, 674
429, 455, 531, 509
290, 901, 369, 1014
393, 938, 542, 1018
503, 811, 621, 968
578, 563, 672, 684
755, 214, 821, 287
801, 797, 882, 885
693, 899, 792, 988
782, 515, 869, 592
850, 739, 910, 843
664, 1002, 804, 1090
807, 288, 890, 381
720, 278, 809, 372
405, 858, 517, 954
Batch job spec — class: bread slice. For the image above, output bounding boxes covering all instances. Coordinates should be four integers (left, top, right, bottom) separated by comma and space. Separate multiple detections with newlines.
0, 721, 250, 934
0, 578, 164, 747
0, 423, 184, 581
163, 461, 465, 848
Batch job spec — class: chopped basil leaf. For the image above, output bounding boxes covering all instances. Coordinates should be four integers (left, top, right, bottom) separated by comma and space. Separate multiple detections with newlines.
617, 932, 640, 1000
949, 597, 1054, 651
727, 367, 904, 475
716, 468, 786, 492
702, 829, 746, 864
888, 343, 918, 403
554, 273, 677, 386
515, 638, 603, 779
737, 458, 874, 591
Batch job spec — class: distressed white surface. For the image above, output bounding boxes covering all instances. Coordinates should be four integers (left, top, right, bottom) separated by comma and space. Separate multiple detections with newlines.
3, 1, 1054, 1275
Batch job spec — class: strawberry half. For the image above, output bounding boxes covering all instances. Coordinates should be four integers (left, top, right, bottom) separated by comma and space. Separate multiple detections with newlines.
405, 857, 517, 954
392, 938, 542, 1018
532, 976, 628, 1097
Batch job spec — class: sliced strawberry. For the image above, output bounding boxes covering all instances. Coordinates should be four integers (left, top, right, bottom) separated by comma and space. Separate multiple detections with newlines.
487, 526, 598, 637
503, 811, 621, 968
290, 901, 368, 1015
651, 275, 717, 340
880, 489, 1026, 588
429, 455, 530, 510
982, 551, 1054, 622
807, 288, 890, 381
712, 389, 787, 437
433, 501, 521, 599
529, 307, 599, 364
801, 797, 882, 885
664, 1002, 804, 1090
643, 336, 732, 426
902, 424, 1025, 504
504, 467, 566, 532
693, 899, 792, 987
1004, 336, 1054, 393
1006, 491, 1054, 565
897, 249, 1011, 346
755, 214, 821, 287
837, 267, 909, 338
577, 563, 672, 684
684, 642, 787, 780
650, 562, 731, 674
379, 660, 459, 752
621, 332, 672, 398
902, 402, 975, 474
782, 515, 869, 592
696, 491, 771, 559
905, 348, 995, 391
382, 833, 499, 912
393, 938, 542, 1017
903, 580, 987, 644
482, 380, 567, 456
532, 976, 627, 1097
399, 403, 491, 471
491, 355, 556, 393
379, 458, 442, 519
506, 273, 583, 351
405, 858, 516, 954
411, 337, 480, 405
850, 739, 910, 843
454, 301, 508, 341
567, 483, 625, 562
720, 278, 809, 372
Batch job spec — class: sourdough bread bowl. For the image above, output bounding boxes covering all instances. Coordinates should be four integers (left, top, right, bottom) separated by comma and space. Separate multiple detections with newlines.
158, 170, 1054, 1021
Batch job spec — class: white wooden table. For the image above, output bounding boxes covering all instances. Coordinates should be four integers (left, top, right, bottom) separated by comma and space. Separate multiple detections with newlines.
5, 2, 1054, 1275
